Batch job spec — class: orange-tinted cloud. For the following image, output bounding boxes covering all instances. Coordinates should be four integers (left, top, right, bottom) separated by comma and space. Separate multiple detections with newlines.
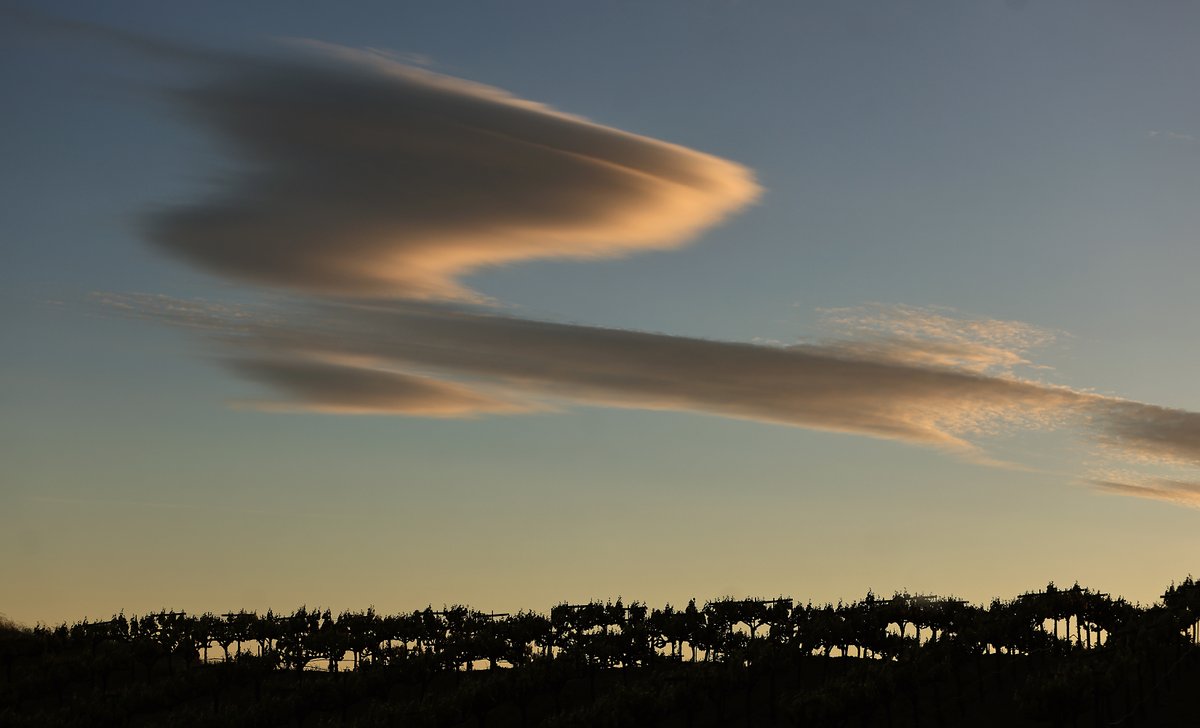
227, 357, 532, 417
145, 43, 760, 300
810, 304, 1061, 374
102, 293, 1200, 503
1091, 477, 1200, 509
278, 301, 1080, 452
71, 23, 1196, 509
95, 296, 1069, 447
1088, 401, 1200, 467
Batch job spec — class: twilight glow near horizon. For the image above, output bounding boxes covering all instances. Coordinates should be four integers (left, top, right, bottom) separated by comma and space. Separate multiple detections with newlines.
2, 1, 1199, 627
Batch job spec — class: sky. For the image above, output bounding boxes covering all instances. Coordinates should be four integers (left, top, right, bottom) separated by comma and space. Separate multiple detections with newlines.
2, 0, 1199, 627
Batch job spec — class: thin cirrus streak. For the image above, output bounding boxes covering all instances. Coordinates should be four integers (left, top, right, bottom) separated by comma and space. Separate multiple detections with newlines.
143, 39, 761, 301
98, 293, 1200, 504
1090, 477, 1200, 509
227, 357, 535, 417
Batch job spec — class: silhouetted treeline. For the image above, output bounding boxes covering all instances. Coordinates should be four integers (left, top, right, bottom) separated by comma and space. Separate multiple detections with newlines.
2, 578, 1199, 727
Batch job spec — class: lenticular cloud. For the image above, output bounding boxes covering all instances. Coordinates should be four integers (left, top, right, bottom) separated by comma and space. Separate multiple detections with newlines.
146, 43, 761, 300
110, 33, 1200, 509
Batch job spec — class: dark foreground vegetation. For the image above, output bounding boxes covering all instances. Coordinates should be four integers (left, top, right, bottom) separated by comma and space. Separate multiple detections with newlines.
3, 579, 1199, 727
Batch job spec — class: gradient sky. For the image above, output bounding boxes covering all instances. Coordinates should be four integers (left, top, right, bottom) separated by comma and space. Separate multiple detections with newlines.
3, 0, 1199, 627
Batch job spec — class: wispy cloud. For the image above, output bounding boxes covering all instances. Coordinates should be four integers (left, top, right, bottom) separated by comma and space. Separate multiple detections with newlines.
143, 40, 760, 301
99, 293, 1200, 487
1147, 130, 1195, 143
1090, 475, 1200, 509
227, 357, 534, 416
1089, 401, 1200, 467
810, 303, 1061, 375
62, 21, 1200, 509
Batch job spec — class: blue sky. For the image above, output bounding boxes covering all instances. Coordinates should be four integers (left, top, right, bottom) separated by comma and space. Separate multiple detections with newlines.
2, 1, 1199, 626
